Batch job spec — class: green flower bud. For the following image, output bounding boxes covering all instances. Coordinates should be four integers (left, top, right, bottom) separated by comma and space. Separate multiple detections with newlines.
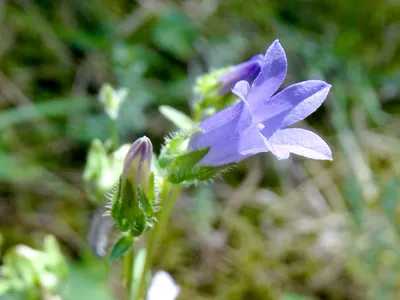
111, 137, 156, 235
99, 83, 128, 120
193, 68, 237, 120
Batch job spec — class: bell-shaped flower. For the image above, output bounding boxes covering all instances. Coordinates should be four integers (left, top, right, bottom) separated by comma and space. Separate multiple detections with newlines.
189, 40, 332, 167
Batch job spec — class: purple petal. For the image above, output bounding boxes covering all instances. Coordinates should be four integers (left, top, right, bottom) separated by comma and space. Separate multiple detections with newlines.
258, 80, 331, 137
189, 100, 252, 151
247, 40, 287, 108
232, 80, 250, 101
219, 54, 263, 94
199, 128, 269, 166
263, 139, 290, 160
268, 128, 332, 160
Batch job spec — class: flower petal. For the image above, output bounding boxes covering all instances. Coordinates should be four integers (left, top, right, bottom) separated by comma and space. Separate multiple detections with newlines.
258, 80, 331, 137
189, 100, 252, 150
268, 128, 332, 160
232, 80, 250, 101
247, 40, 287, 107
199, 128, 269, 166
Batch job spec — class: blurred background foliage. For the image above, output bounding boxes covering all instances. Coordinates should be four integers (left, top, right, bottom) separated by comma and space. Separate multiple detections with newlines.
0, 0, 399, 299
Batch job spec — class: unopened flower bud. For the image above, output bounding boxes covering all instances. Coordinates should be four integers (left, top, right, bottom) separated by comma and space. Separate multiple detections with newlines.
218, 54, 263, 94
122, 136, 153, 192
111, 136, 155, 235
99, 84, 128, 120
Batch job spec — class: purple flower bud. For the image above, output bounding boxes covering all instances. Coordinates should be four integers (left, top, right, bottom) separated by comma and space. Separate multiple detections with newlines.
218, 54, 264, 94
122, 136, 153, 191
111, 137, 154, 234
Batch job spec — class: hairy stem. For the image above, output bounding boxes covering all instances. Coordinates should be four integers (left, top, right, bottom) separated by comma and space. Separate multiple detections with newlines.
136, 183, 181, 299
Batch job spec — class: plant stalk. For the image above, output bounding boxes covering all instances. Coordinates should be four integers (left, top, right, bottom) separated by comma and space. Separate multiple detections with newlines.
136, 184, 181, 299
109, 118, 119, 151
124, 240, 135, 300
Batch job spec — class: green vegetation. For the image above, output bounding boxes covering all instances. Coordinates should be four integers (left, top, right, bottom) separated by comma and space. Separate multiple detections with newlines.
0, 1, 399, 299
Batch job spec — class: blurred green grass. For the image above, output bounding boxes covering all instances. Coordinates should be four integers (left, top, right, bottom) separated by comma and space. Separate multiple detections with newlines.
0, 0, 399, 299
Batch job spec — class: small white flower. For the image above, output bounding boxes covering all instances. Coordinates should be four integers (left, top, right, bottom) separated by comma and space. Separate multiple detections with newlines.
147, 271, 180, 300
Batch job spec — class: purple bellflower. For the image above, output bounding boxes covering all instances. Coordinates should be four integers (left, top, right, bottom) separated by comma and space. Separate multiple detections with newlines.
189, 40, 332, 167
218, 54, 263, 94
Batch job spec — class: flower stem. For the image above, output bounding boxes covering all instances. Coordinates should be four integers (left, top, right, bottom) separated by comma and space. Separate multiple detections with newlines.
124, 239, 135, 300
109, 118, 119, 151
193, 104, 202, 123
136, 183, 181, 299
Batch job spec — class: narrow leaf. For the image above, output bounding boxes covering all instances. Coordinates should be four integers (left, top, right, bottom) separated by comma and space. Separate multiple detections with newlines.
109, 235, 133, 262
159, 105, 195, 130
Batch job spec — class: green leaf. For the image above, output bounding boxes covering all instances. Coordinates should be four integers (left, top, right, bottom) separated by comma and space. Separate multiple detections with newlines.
109, 235, 133, 262
159, 105, 195, 130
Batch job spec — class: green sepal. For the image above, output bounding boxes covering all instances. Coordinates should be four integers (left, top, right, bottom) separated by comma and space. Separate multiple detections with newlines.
166, 147, 231, 184
138, 186, 155, 221
158, 128, 203, 169
126, 186, 155, 236
122, 181, 140, 233
131, 211, 147, 236
110, 178, 123, 228
111, 178, 155, 236
109, 235, 133, 262
168, 164, 227, 184
168, 147, 209, 174
158, 135, 188, 169
147, 172, 156, 203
